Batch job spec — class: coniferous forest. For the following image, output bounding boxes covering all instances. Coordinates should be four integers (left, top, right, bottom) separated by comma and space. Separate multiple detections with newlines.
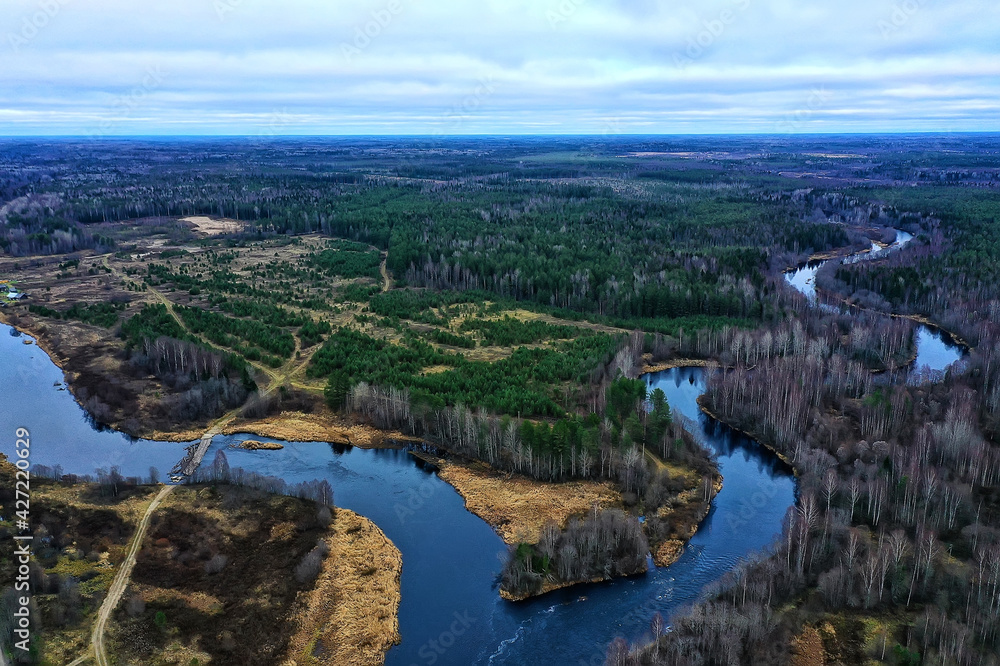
2, 135, 1000, 664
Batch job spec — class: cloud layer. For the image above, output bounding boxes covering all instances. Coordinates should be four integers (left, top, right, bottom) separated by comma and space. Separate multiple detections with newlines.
2, 0, 998, 134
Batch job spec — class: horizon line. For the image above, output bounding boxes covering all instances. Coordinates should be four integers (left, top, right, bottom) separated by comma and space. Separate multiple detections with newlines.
2, 131, 999, 140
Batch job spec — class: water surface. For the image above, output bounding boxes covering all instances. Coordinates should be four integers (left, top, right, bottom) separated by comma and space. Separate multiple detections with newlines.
784, 229, 963, 375
1, 327, 796, 665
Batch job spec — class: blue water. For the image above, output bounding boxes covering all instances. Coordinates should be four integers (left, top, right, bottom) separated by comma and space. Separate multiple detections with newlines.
0, 326, 796, 664
0, 327, 193, 478
784, 228, 964, 375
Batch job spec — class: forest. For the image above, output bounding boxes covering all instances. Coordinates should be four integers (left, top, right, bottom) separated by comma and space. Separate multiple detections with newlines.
2, 135, 1000, 664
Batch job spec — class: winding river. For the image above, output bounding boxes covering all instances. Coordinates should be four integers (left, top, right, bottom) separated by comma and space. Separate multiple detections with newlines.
0, 326, 795, 665
1, 228, 968, 664
784, 229, 965, 376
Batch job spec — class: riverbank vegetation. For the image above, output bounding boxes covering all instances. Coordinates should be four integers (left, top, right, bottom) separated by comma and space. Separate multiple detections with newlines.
3, 136, 1000, 661
612, 188, 1000, 662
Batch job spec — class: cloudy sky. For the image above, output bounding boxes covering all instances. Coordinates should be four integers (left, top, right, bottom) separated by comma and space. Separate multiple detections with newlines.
1, 0, 998, 135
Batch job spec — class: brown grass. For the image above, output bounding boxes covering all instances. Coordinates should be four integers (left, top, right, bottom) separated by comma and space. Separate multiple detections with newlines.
639, 356, 720, 376
651, 476, 722, 567
222, 410, 421, 448
107, 484, 397, 666
791, 625, 827, 666
283, 509, 402, 666
239, 439, 285, 450
0, 454, 157, 665
435, 458, 621, 544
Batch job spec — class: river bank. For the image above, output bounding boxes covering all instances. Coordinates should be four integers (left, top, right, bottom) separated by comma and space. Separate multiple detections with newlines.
2, 323, 797, 665
640, 356, 721, 375
283, 508, 402, 666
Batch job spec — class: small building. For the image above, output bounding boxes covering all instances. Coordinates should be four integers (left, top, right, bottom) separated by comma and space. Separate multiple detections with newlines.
6, 291, 26, 301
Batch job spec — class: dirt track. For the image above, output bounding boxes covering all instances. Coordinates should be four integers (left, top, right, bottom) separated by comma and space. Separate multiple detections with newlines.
86, 484, 175, 666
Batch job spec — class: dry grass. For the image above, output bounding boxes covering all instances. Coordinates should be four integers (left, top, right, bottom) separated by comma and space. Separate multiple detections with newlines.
107, 484, 391, 666
222, 410, 421, 448
0, 454, 158, 665
650, 476, 722, 567
283, 509, 402, 666
239, 439, 285, 450
435, 459, 621, 544
639, 355, 720, 376
791, 625, 827, 666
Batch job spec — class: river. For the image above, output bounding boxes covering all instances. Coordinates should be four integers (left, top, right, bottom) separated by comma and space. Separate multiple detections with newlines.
0, 325, 796, 665
784, 229, 965, 375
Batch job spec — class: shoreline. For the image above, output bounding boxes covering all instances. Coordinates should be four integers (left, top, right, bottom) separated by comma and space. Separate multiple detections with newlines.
499, 570, 648, 603
640, 358, 721, 376
696, 395, 797, 473
815, 286, 973, 352
782, 241, 877, 272
427, 453, 623, 545
778, 236, 974, 354
283, 508, 402, 666
6, 309, 725, 607
652, 474, 723, 568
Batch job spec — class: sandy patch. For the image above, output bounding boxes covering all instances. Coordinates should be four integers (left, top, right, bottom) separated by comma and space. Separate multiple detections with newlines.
180, 216, 244, 236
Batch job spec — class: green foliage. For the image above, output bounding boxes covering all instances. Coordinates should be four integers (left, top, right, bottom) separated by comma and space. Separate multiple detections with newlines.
423, 328, 476, 349
309, 327, 620, 417
324, 372, 349, 410
647, 388, 673, 444
121, 304, 188, 347
175, 305, 295, 359
308, 246, 382, 279
212, 297, 308, 328
28, 301, 127, 328
459, 315, 578, 346
338, 283, 380, 303
891, 645, 921, 666
606, 376, 647, 425
368, 289, 488, 322
298, 318, 332, 347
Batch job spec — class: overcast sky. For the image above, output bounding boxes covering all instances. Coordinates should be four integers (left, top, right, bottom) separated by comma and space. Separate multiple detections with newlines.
1, 0, 998, 135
